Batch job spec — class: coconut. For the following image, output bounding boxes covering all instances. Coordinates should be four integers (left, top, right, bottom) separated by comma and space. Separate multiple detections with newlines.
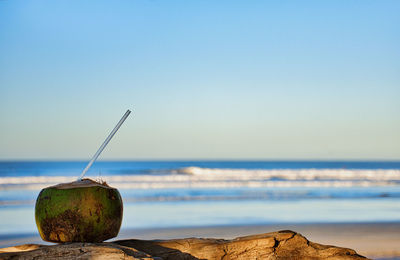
35, 178, 123, 243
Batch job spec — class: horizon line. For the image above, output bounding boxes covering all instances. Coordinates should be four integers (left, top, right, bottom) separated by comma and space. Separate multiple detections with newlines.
0, 158, 399, 162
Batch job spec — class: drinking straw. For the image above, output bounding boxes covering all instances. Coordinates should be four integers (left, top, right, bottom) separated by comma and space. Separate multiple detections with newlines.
78, 109, 131, 180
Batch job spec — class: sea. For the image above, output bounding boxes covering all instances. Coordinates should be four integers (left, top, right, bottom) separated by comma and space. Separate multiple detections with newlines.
0, 160, 400, 239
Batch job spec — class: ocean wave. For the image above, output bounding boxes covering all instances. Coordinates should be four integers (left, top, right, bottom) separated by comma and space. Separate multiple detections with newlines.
174, 167, 400, 180
0, 167, 399, 190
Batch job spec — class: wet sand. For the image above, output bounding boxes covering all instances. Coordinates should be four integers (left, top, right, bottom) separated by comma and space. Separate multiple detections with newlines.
1, 222, 399, 259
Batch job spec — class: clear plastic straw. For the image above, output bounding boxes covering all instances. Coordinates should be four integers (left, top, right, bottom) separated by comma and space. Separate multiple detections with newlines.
78, 109, 131, 180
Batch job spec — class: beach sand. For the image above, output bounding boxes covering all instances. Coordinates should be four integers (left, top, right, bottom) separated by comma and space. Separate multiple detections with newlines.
1, 222, 399, 259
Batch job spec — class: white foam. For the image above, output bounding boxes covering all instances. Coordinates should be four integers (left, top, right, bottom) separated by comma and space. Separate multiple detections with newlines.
0, 168, 399, 190
176, 167, 400, 181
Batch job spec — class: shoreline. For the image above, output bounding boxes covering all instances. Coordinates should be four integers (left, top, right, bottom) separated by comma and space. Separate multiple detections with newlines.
1, 222, 399, 259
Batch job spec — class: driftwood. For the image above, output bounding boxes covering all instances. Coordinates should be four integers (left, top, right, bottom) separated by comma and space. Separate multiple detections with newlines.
0, 230, 368, 260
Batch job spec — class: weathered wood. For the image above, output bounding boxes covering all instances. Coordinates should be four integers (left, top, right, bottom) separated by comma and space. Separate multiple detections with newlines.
0, 230, 369, 260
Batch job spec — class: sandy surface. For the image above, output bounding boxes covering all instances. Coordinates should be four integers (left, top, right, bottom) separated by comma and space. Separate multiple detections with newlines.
1, 222, 399, 259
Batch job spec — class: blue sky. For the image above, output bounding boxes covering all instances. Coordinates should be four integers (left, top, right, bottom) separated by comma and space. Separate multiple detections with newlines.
0, 0, 399, 160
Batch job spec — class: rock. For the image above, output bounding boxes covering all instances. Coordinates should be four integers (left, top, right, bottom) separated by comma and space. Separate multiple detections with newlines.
0, 230, 369, 260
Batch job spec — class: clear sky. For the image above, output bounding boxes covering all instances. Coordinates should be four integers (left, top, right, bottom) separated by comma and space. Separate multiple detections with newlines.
0, 0, 399, 160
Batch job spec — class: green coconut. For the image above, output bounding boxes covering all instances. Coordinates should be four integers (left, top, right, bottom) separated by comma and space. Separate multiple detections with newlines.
35, 178, 123, 243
